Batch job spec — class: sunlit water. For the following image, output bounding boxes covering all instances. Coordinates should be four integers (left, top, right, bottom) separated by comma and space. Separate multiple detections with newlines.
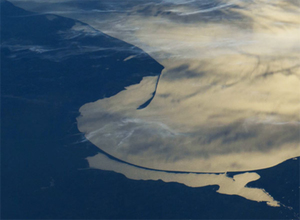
10, 0, 300, 207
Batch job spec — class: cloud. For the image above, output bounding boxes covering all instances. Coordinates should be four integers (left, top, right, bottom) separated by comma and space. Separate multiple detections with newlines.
1, 20, 146, 62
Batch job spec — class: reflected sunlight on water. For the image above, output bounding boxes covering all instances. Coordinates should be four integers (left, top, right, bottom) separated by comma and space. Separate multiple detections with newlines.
10, 0, 300, 207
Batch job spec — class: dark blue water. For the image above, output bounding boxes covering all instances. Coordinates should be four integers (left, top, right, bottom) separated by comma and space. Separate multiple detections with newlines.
1, 1, 299, 219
